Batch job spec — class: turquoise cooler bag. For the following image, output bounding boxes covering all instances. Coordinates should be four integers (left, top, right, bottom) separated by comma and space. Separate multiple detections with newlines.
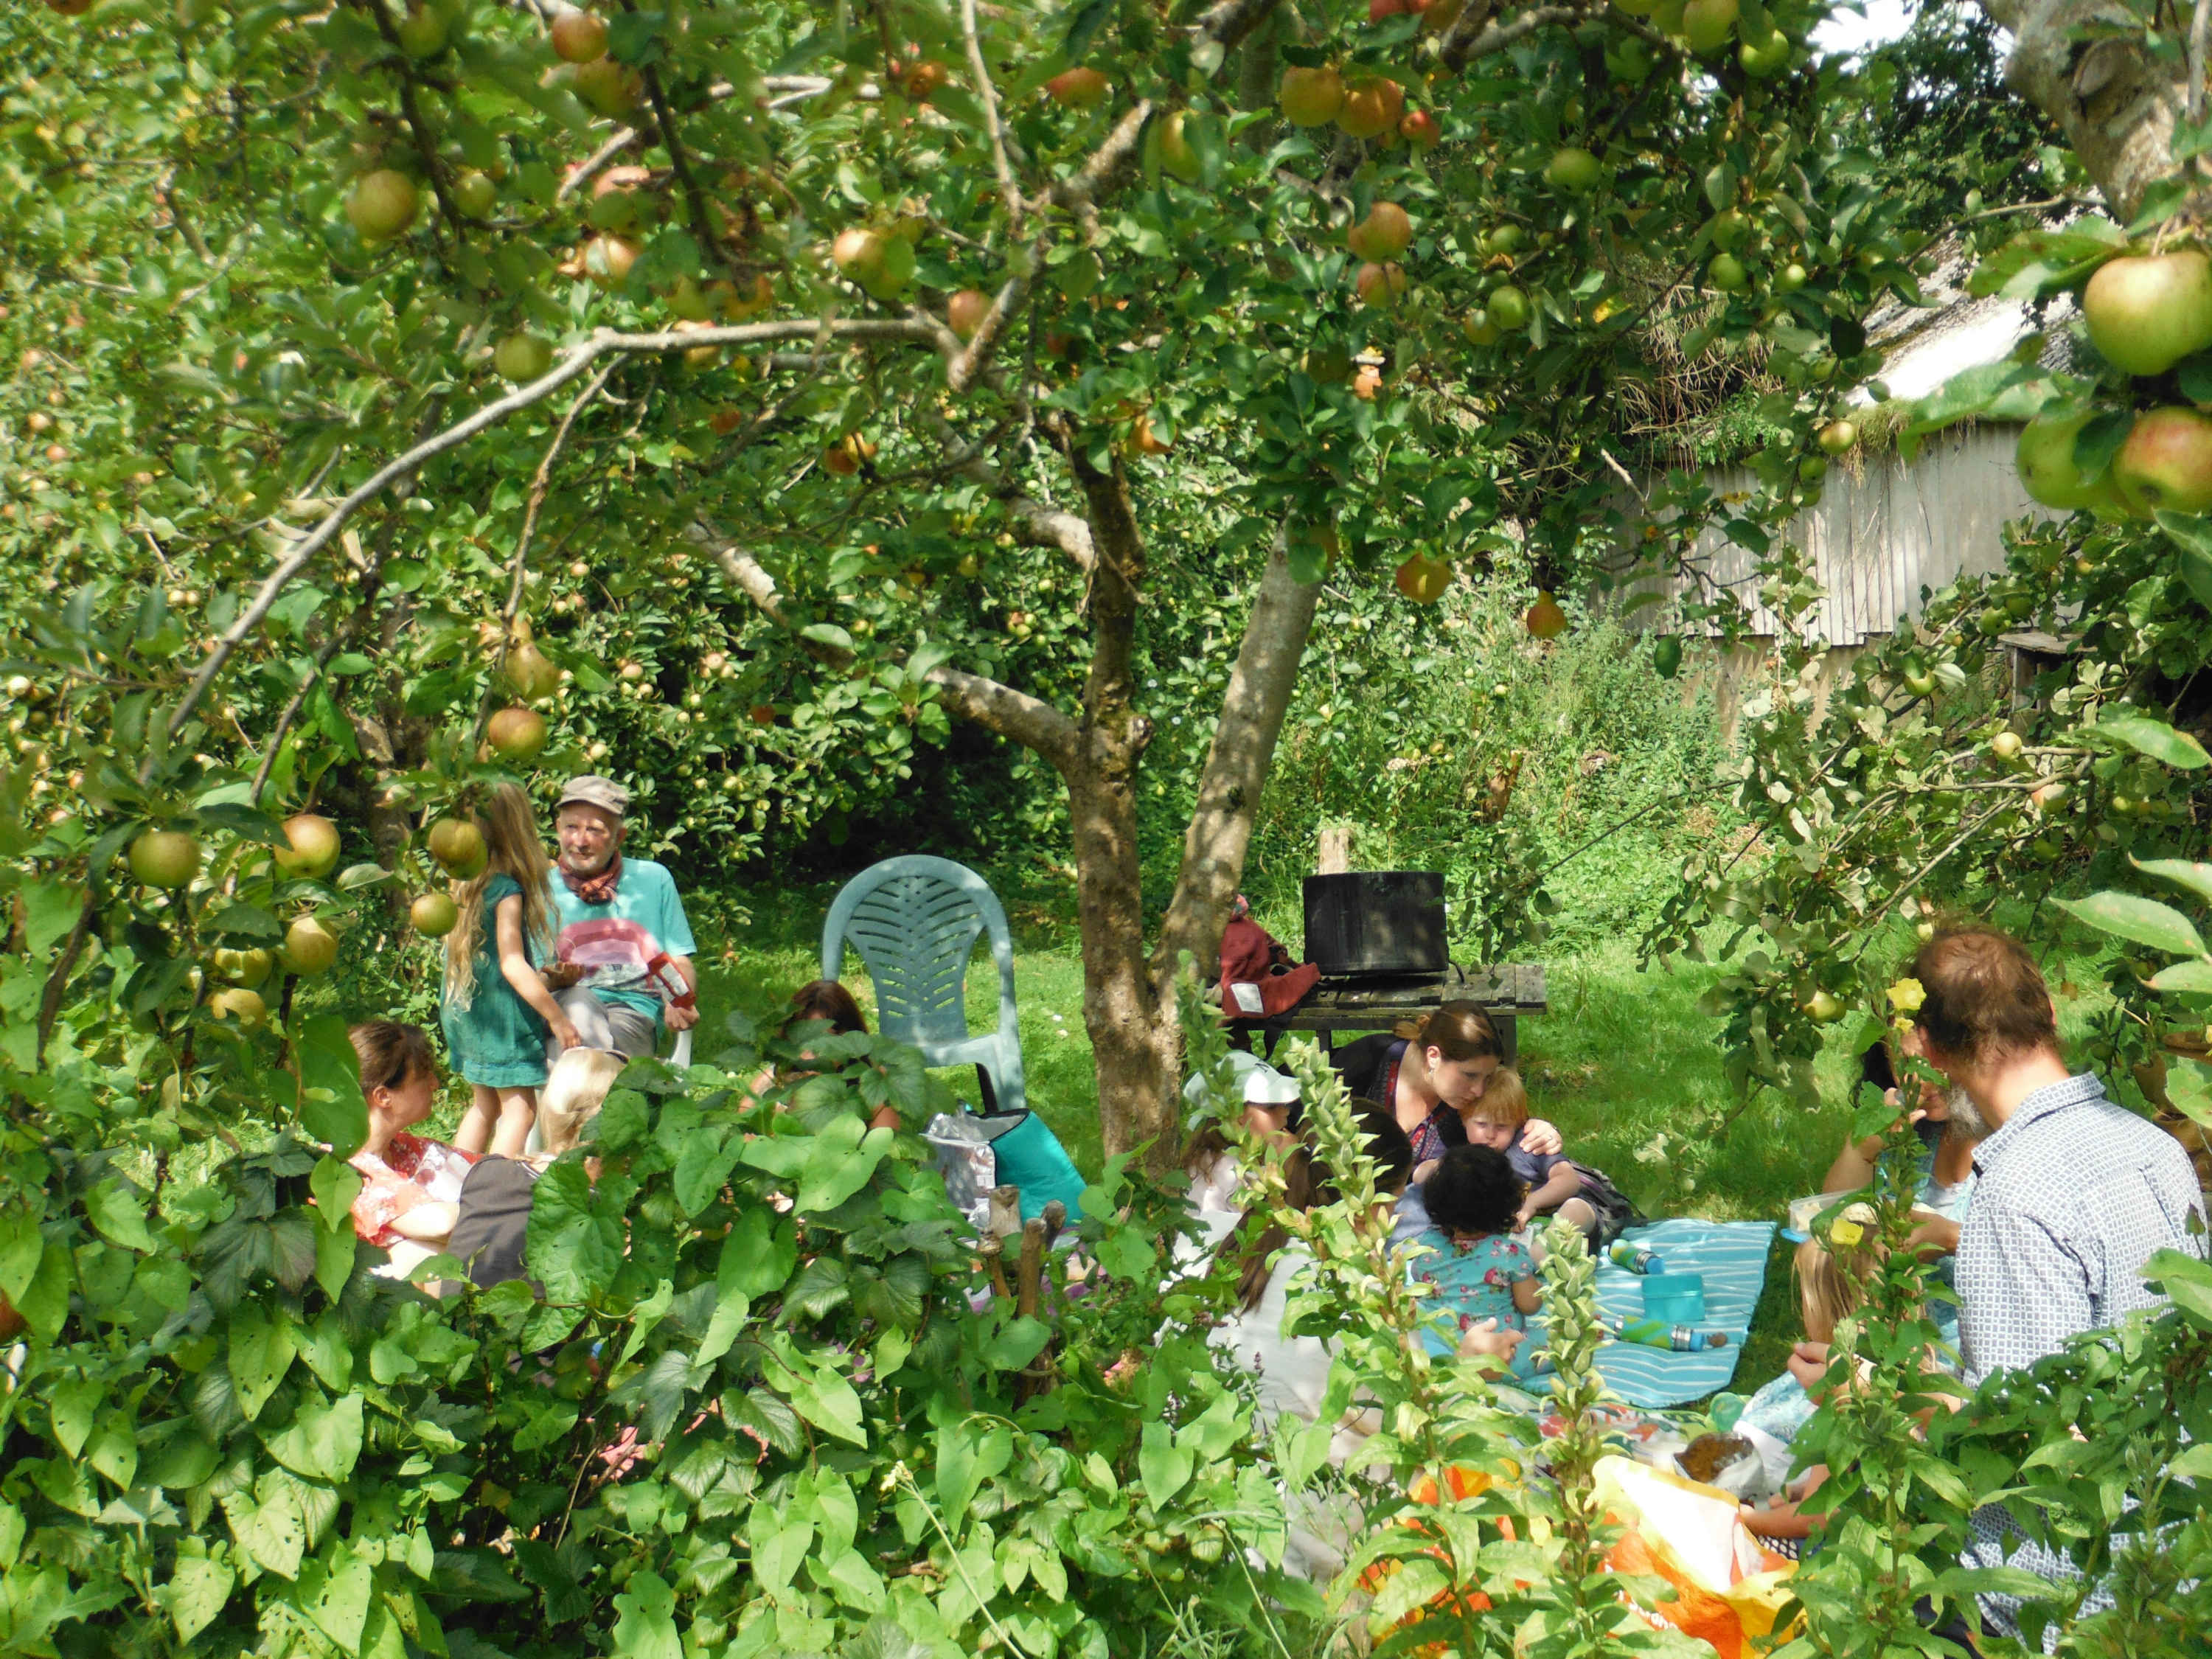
978, 1110, 1087, 1222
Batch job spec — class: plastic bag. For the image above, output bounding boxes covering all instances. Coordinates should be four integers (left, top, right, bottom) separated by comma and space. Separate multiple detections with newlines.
1595, 1454, 1798, 1658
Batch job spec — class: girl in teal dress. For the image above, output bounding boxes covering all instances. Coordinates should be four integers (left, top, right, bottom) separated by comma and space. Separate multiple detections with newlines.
442, 784, 577, 1158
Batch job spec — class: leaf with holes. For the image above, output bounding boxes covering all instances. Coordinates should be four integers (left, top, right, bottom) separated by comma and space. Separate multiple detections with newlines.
226, 1302, 296, 1422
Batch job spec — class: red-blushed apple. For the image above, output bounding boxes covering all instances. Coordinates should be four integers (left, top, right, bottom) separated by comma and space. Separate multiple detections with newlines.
947, 288, 992, 341
1127, 414, 1172, 456
1395, 554, 1451, 603
1046, 67, 1110, 108
1346, 202, 1413, 262
1336, 76, 1404, 139
902, 60, 950, 100
549, 6, 608, 62
2113, 406, 2212, 515
1355, 262, 1407, 308
582, 234, 640, 288
1399, 109, 1441, 148
1278, 66, 1344, 126
572, 57, 639, 118
487, 706, 549, 761
428, 818, 487, 877
2083, 251, 2212, 377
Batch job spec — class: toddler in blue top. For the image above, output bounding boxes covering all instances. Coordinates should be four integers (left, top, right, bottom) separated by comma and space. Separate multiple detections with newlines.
1408, 1144, 1546, 1379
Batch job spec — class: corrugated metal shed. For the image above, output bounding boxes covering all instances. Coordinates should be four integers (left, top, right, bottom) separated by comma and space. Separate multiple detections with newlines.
1625, 427, 2052, 644
1615, 235, 2081, 645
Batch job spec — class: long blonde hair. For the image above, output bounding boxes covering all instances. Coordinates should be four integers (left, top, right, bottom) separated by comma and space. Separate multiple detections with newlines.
442, 784, 556, 1009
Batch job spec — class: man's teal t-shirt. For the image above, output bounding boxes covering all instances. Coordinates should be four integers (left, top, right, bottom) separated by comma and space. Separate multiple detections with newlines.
550, 858, 697, 1023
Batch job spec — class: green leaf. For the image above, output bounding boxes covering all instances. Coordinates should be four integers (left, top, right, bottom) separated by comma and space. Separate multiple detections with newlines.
2143, 1246, 2212, 1329
718, 1209, 796, 1298
935, 1416, 1012, 1532
21, 879, 84, 956
1138, 1419, 1193, 1508
83, 1179, 155, 1253
606, 8, 667, 62
526, 1158, 625, 1304
15, 1240, 72, 1339
161, 1550, 235, 1645
0, 1206, 42, 1304
309, 1156, 363, 1234
2148, 960, 2212, 994
2096, 713, 2211, 771
295, 1544, 375, 1653
49, 1377, 101, 1459
2056, 893, 2205, 957
611, 1569, 683, 1659
314, 1227, 356, 1304
294, 1014, 369, 1158
262, 1393, 364, 1482
1965, 220, 2124, 300
980, 1315, 1051, 1371
226, 1302, 297, 1421
2132, 855, 2212, 908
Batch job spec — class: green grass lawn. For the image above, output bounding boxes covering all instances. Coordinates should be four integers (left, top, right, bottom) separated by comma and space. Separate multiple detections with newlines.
700, 883, 2136, 1399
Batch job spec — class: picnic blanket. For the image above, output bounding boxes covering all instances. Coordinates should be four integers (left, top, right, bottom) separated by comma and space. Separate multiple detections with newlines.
1590, 1219, 1775, 1409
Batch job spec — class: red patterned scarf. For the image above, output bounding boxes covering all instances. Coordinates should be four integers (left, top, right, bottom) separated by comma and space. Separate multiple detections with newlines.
561, 852, 622, 905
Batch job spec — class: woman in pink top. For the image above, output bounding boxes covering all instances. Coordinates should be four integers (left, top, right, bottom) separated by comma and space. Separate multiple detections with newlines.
343, 1022, 477, 1262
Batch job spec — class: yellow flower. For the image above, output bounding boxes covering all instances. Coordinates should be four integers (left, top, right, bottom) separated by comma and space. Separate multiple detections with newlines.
1885, 976, 1926, 1015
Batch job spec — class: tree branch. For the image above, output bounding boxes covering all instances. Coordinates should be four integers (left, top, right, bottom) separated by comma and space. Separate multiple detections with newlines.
961, 0, 1024, 232
620, 0, 735, 278
1151, 532, 1321, 984
690, 522, 1079, 764
479, 358, 615, 735
164, 316, 937, 744
1442, 4, 1590, 72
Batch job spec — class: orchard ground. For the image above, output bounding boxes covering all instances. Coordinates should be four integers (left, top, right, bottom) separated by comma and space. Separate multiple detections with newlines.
408, 875, 2140, 1397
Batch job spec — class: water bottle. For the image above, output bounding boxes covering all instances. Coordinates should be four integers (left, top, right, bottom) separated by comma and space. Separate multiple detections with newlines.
1609, 1242, 1663, 1276
1615, 1318, 1729, 1352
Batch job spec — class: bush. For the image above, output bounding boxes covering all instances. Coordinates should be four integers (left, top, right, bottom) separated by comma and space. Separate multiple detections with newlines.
1228, 577, 1736, 959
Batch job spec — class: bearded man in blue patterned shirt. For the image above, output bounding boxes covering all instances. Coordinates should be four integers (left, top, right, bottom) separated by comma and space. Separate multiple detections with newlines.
1901, 926, 2205, 1645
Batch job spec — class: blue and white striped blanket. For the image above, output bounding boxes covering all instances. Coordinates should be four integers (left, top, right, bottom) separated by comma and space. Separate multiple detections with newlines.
1588, 1219, 1775, 1408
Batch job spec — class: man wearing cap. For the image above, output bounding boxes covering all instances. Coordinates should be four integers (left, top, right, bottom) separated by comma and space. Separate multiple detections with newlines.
546, 776, 700, 1061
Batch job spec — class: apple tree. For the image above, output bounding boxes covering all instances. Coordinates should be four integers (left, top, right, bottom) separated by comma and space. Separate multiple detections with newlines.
1652, 0, 2212, 1168
3, 0, 1910, 1164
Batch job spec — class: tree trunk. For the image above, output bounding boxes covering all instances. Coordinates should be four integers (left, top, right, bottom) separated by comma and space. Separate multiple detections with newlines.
1061, 448, 1184, 1166
1981, 0, 2188, 219
1152, 539, 1322, 985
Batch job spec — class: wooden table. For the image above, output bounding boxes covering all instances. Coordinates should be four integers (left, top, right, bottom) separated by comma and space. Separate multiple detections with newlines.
1233, 963, 1548, 1064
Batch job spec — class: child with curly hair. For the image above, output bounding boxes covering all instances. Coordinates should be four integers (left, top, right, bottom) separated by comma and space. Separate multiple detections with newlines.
1409, 1143, 1545, 1378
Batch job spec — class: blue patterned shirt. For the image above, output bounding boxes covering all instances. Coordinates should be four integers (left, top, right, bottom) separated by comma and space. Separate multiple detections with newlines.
1954, 1071, 2205, 1641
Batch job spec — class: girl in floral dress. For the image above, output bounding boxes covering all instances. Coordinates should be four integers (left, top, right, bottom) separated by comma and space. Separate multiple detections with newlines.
1409, 1144, 1545, 1378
